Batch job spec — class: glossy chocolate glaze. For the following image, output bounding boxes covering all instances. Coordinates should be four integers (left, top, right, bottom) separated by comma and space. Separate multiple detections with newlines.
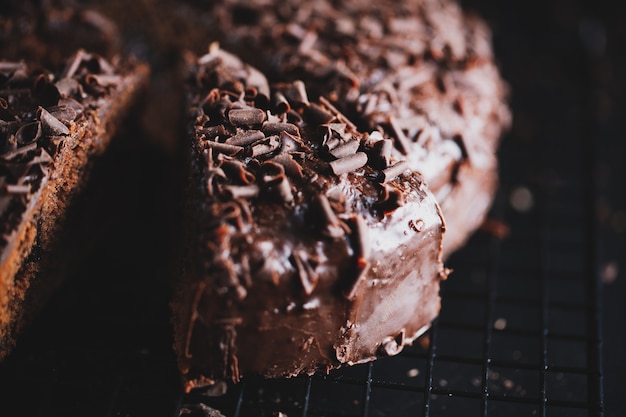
174, 47, 447, 390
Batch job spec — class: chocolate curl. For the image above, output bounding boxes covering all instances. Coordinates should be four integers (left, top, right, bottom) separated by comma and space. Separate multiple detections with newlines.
329, 140, 360, 159
288, 80, 309, 106
271, 153, 304, 179
388, 115, 412, 155
216, 201, 246, 232
63, 50, 91, 79
329, 152, 368, 176
312, 194, 347, 239
251, 135, 280, 157
48, 105, 77, 124
369, 138, 393, 169
303, 103, 334, 125
318, 96, 357, 132
374, 185, 404, 215
4, 184, 30, 194
0, 97, 7, 109
225, 130, 264, 146
228, 108, 266, 127
262, 122, 300, 137
206, 167, 227, 196
15, 122, 42, 145
378, 160, 409, 184
280, 131, 307, 153
85, 73, 121, 87
272, 92, 291, 114
220, 160, 255, 184
200, 125, 227, 140
38, 107, 70, 136
259, 161, 293, 205
205, 141, 243, 157
55, 77, 82, 98
59, 97, 84, 114
32, 74, 61, 107
292, 250, 319, 295
222, 185, 260, 199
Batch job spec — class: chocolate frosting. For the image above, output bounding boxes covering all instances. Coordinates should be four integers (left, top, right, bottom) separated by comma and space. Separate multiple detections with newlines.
174, 46, 447, 391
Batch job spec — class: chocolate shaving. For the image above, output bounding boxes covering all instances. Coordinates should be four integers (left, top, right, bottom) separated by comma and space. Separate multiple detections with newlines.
329, 140, 360, 159
228, 108, 266, 127
272, 92, 291, 114
280, 131, 306, 153
200, 125, 227, 140
55, 78, 82, 98
220, 160, 255, 184
374, 185, 404, 214
205, 141, 244, 157
38, 107, 70, 136
349, 215, 371, 260
224, 130, 264, 146
303, 103, 334, 125
4, 184, 30, 194
271, 153, 304, 178
370, 139, 393, 169
48, 105, 77, 124
262, 122, 300, 137
251, 135, 280, 157
206, 168, 227, 196
259, 162, 293, 204
312, 194, 346, 239
86, 73, 121, 87
15, 122, 42, 145
388, 116, 412, 155
318, 96, 357, 132
292, 250, 319, 295
378, 160, 409, 183
222, 185, 260, 199
329, 152, 368, 175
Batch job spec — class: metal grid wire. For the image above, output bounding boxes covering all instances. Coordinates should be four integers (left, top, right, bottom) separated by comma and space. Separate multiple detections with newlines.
0, 0, 616, 415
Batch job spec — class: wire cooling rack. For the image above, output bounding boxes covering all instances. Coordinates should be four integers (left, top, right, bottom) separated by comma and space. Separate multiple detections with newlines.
0, 0, 617, 415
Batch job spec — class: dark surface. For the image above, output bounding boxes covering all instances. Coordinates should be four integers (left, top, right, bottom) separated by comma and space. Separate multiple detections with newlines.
0, 0, 624, 416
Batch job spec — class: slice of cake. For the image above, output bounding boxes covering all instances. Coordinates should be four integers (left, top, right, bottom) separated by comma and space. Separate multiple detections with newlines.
0, 50, 149, 358
173, 46, 448, 391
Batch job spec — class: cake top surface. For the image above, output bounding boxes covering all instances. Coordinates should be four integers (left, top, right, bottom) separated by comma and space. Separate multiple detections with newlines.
0, 51, 136, 262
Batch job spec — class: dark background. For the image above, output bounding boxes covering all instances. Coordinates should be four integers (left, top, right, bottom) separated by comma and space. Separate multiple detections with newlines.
0, 0, 624, 415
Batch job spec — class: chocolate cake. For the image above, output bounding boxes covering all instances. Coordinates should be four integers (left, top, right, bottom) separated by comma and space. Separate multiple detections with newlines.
0, 51, 149, 358
173, 46, 448, 391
